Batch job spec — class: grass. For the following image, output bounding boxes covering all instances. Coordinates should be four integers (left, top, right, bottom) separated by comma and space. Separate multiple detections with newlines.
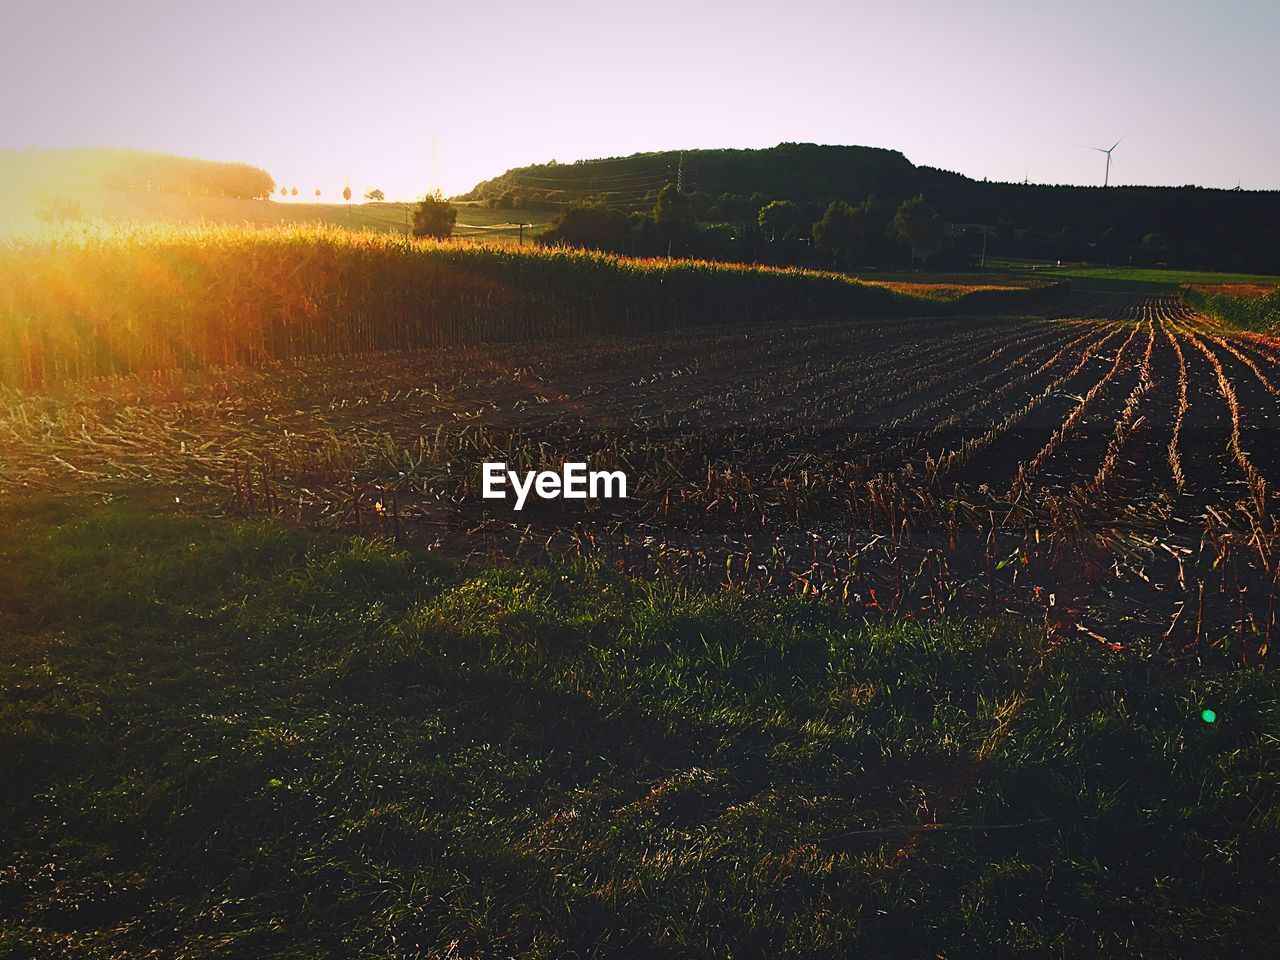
2, 498, 1276, 957
1024, 264, 1280, 294
450, 202, 556, 244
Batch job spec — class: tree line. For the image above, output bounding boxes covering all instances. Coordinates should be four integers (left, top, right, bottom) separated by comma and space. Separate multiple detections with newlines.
100, 151, 275, 200
460, 143, 1280, 273
525, 187, 944, 270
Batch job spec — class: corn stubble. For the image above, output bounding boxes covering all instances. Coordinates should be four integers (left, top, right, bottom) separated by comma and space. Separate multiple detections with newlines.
1, 228, 1275, 666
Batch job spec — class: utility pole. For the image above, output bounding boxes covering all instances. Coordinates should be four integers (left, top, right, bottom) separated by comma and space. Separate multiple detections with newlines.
980, 227, 989, 268
676, 151, 684, 193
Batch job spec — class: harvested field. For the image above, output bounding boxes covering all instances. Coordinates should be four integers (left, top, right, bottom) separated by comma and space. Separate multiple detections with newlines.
4, 292, 1277, 666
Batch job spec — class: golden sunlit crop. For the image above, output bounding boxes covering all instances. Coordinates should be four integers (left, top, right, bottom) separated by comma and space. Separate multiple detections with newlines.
0, 222, 1060, 390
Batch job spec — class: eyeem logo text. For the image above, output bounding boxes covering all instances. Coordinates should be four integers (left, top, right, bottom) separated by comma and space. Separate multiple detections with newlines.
482, 462, 628, 510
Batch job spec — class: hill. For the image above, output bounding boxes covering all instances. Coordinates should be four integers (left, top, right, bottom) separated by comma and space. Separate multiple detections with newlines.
0, 148, 275, 228
462, 143, 917, 212
462, 143, 1280, 273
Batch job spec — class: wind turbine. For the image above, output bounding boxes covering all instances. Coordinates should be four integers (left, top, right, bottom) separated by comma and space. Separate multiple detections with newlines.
1093, 137, 1123, 187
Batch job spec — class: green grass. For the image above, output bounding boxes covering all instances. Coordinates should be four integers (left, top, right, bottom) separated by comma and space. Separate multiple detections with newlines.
1023, 264, 1280, 293
451, 202, 556, 243
2, 500, 1277, 957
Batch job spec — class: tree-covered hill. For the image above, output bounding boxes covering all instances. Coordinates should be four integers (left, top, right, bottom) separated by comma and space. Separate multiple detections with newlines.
462, 143, 917, 212
462, 143, 1280, 272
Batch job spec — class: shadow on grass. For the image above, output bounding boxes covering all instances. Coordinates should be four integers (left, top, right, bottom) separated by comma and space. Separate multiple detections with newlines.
1, 497, 1276, 958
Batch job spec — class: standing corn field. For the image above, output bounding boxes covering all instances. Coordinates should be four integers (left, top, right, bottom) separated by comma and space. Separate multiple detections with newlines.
0, 224, 1065, 388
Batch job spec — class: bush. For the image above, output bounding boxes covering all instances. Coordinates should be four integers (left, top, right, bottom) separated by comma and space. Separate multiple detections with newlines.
537, 205, 630, 253
411, 193, 457, 239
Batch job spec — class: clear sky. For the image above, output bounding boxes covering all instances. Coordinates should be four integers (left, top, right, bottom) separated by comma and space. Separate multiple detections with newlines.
2, 0, 1276, 199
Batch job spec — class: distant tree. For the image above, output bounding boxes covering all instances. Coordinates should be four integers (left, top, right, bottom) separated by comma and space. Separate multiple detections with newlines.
758, 200, 798, 242
100, 154, 274, 199
851, 194, 886, 252
630, 211, 660, 256
1100, 226, 1119, 244
812, 200, 860, 268
364, 188, 385, 202
684, 189, 713, 222
653, 183, 693, 224
496, 189, 520, 209
411, 191, 457, 239
1141, 232, 1168, 250
892, 194, 944, 266
342, 185, 352, 202
314, 188, 321, 199
653, 184, 699, 256
538, 204, 629, 252
279, 185, 288, 197
701, 223, 739, 257
290, 186, 298, 197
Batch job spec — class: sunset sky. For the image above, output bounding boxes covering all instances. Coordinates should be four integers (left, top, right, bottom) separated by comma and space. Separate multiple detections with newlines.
2, 0, 1277, 200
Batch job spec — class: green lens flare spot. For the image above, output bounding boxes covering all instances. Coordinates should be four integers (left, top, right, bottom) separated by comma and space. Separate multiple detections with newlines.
1201, 709, 1217, 724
